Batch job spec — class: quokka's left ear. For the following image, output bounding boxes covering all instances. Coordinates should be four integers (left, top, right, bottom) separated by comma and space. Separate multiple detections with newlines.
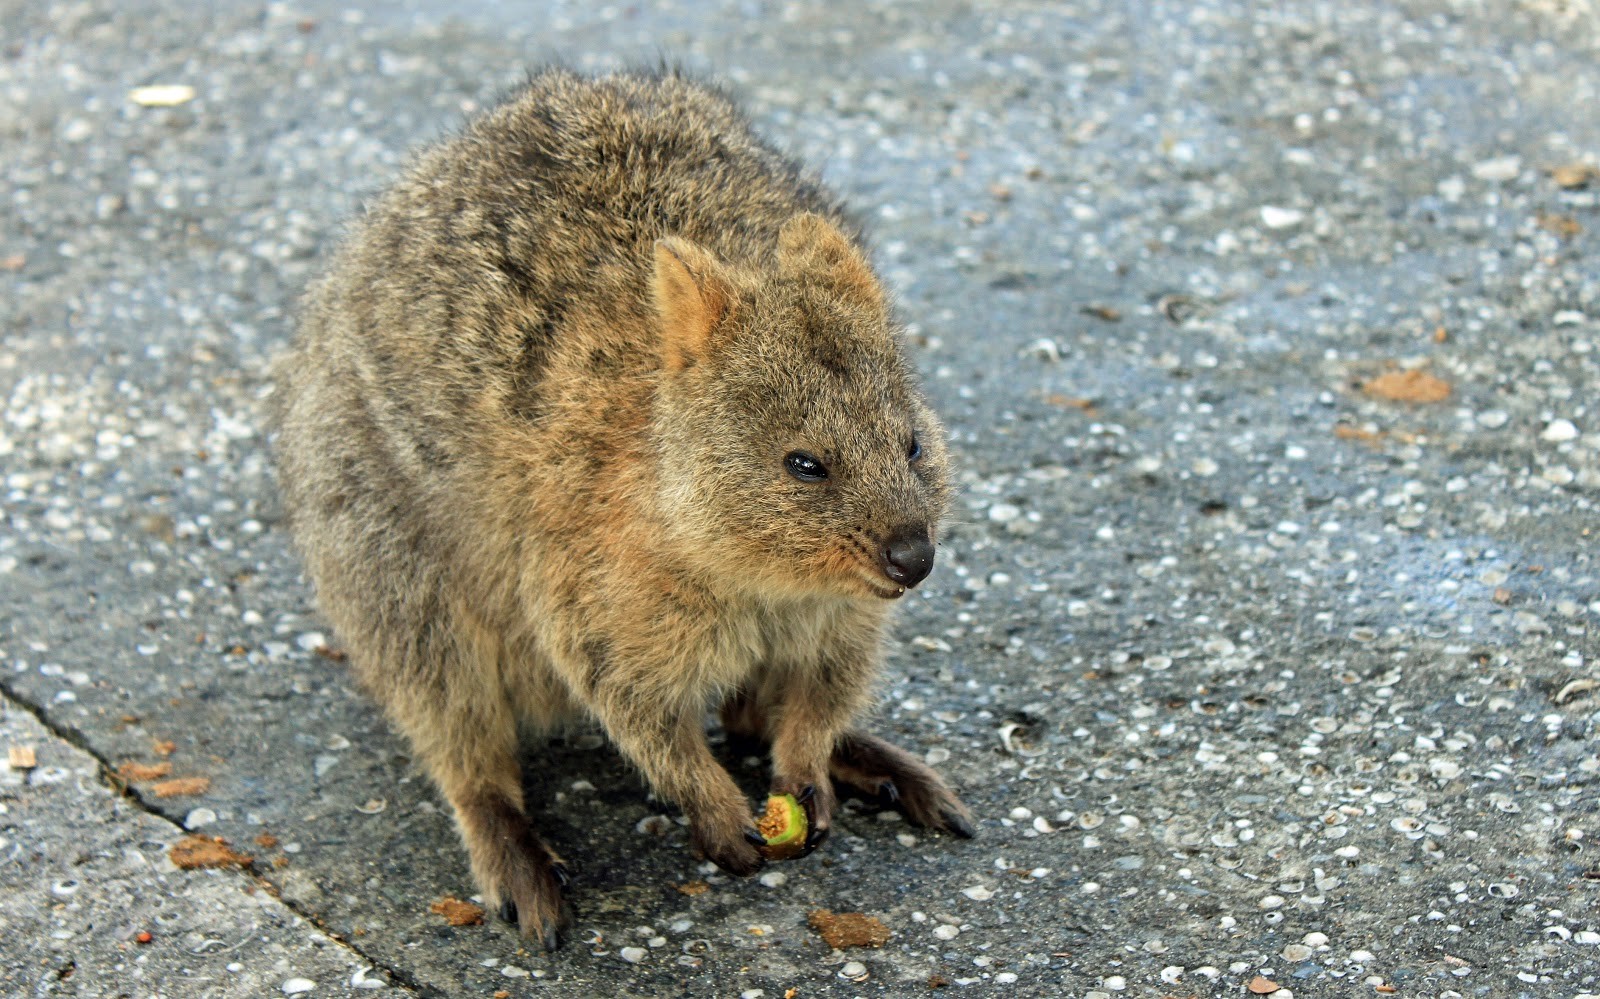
777, 212, 887, 315
651, 236, 735, 371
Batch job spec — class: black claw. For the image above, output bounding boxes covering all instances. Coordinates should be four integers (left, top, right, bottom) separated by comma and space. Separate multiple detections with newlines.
941, 809, 978, 839
744, 827, 768, 847
878, 780, 900, 804
804, 825, 831, 850
498, 899, 518, 925
796, 783, 816, 804
542, 927, 560, 952
550, 862, 572, 889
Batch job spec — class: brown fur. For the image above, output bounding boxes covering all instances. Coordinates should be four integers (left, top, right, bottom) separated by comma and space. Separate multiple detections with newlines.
271, 67, 972, 947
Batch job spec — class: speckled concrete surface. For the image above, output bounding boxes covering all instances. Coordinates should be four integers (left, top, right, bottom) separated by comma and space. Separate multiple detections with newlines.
0, 695, 412, 996
2, 1, 1598, 996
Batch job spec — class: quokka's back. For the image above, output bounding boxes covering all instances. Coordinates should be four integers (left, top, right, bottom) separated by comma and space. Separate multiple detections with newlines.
283, 68, 841, 440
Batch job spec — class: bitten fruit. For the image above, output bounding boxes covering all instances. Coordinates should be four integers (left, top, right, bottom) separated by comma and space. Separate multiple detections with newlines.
757, 794, 809, 860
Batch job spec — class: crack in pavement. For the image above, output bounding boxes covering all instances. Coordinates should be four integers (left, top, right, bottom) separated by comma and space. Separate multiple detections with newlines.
0, 677, 432, 998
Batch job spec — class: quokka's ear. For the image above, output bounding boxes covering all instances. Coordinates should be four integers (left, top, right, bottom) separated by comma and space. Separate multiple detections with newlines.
777, 212, 885, 313
651, 237, 733, 371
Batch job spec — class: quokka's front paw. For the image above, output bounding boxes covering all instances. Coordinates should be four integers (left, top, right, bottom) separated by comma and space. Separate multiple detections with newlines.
689, 810, 767, 876
767, 776, 837, 856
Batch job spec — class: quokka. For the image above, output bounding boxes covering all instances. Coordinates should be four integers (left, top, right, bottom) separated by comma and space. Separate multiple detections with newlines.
272, 68, 973, 947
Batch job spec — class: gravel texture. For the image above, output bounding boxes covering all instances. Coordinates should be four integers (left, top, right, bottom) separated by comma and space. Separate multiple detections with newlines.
3, 1, 1599, 996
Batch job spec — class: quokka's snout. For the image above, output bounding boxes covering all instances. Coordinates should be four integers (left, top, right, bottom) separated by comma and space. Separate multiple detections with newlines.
879, 525, 935, 589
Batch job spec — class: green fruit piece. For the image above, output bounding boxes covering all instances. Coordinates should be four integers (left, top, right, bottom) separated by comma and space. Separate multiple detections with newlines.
757, 793, 808, 860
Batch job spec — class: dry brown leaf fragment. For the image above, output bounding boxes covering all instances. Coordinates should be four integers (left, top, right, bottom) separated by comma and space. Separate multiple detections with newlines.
1538, 212, 1582, 238
1550, 162, 1597, 189
676, 880, 710, 896
1081, 304, 1122, 322
118, 761, 172, 782
1247, 976, 1280, 995
0, 254, 24, 272
8, 745, 36, 769
429, 896, 485, 927
1334, 423, 1385, 443
807, 909, 891, 949
1493, 587, 1513, 604
254, 832, 279, 850
1364, 369, 1451, 403
169, 835, 251, 869
151, 776, 211, 798
928, 974, 952, 988
152, 740, 177, 756
1045, 394, 1098, 413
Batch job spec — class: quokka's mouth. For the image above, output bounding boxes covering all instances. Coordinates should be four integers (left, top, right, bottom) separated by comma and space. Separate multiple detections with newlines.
830, 543, 913, 600
860, 574, 908, 600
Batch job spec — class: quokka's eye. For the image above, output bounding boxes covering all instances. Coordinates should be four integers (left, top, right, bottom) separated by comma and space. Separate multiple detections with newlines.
784, 451, 829, 482
907, 434, 923, 462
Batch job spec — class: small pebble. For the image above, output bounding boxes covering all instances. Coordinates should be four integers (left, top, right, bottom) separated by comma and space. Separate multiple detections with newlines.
1471, 154, 1521, 181
933, 923, 960, 940
635, 815, 673, 835
1022, 337, 1060, 362
1260, 205, 1305, 228
839, 960, 867, 978
988, 502, 1022, 523
184, 808, 217, 830
758, 871, 787, 888
281, 980, 315, 996
619, 946, 647, 964
1541, 419, 1579, 442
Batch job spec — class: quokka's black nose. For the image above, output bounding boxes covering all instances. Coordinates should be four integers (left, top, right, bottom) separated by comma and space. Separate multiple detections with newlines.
882, 529, 935, 588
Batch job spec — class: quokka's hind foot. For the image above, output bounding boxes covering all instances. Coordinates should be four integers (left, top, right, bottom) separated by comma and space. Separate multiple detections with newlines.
457, 793, 572, 949
829, 731, 977, 838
